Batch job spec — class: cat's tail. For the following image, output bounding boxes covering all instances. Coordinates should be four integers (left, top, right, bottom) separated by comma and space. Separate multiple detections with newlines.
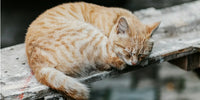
34, 67, 89, 100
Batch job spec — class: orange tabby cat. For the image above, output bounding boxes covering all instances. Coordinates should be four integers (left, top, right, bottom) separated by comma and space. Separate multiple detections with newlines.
25, 2, 160, 100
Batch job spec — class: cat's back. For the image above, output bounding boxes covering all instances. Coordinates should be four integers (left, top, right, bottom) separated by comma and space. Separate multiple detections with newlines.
25, 2, 109, 64
29, 2, 105, 25
26, 2, 123, 39
26, 2, 103, 38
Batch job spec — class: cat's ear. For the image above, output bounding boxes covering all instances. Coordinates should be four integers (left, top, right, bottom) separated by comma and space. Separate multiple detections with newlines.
147, 21, 161, 37
116, 17, 130, 35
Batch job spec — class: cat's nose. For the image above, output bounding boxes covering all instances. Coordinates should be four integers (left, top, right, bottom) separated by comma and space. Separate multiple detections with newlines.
131, 56, 138, 65
131, 62, 136, 65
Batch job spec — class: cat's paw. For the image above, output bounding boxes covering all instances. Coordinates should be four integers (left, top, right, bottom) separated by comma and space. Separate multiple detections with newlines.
116, 64, 126, 70
97, 64, 112, 71
107, 56, 126, 70
113, 59, 126, 70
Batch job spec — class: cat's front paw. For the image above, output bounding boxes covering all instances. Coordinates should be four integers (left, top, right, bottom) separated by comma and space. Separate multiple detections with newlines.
97, 64, 112, 71
112, 58, 126, 70
116, 64, 126, 70
107, 56, 126, 70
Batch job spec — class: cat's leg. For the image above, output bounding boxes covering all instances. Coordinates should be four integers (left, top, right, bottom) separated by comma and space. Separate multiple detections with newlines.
106, 56, 126, 70
96, 64, 112, 71
33, 66, 89, 100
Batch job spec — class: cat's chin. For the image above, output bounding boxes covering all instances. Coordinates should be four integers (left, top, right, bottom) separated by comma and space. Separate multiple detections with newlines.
126, 62, 133, 66
124, 60, 139, 66
123, 59, 138, 66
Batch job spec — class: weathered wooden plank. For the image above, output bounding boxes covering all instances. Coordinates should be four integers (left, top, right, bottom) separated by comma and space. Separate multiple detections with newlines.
1, 1, 200, 99
169, 52, 200, 70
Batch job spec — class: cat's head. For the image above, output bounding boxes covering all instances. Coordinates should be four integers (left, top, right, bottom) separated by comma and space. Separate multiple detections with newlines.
110, 16, 160, 66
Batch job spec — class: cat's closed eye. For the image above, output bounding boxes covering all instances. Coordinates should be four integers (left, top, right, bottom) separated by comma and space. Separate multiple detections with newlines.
138, 54, 144, 57
138, 54, 147, 60
125, 53, 131, 59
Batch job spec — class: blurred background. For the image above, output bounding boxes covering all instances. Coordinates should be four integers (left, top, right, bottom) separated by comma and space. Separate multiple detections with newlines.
1, 0, 197, 48
2, 0, 200, 100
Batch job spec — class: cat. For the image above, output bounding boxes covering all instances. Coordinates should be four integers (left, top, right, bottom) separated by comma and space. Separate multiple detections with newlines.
25, 2, 160, 100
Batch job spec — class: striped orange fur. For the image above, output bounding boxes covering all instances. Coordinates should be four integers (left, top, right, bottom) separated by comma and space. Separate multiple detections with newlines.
25, 2, 160, 100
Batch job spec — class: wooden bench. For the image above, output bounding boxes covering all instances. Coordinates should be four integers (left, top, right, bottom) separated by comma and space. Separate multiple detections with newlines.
1, 1, 200, 99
